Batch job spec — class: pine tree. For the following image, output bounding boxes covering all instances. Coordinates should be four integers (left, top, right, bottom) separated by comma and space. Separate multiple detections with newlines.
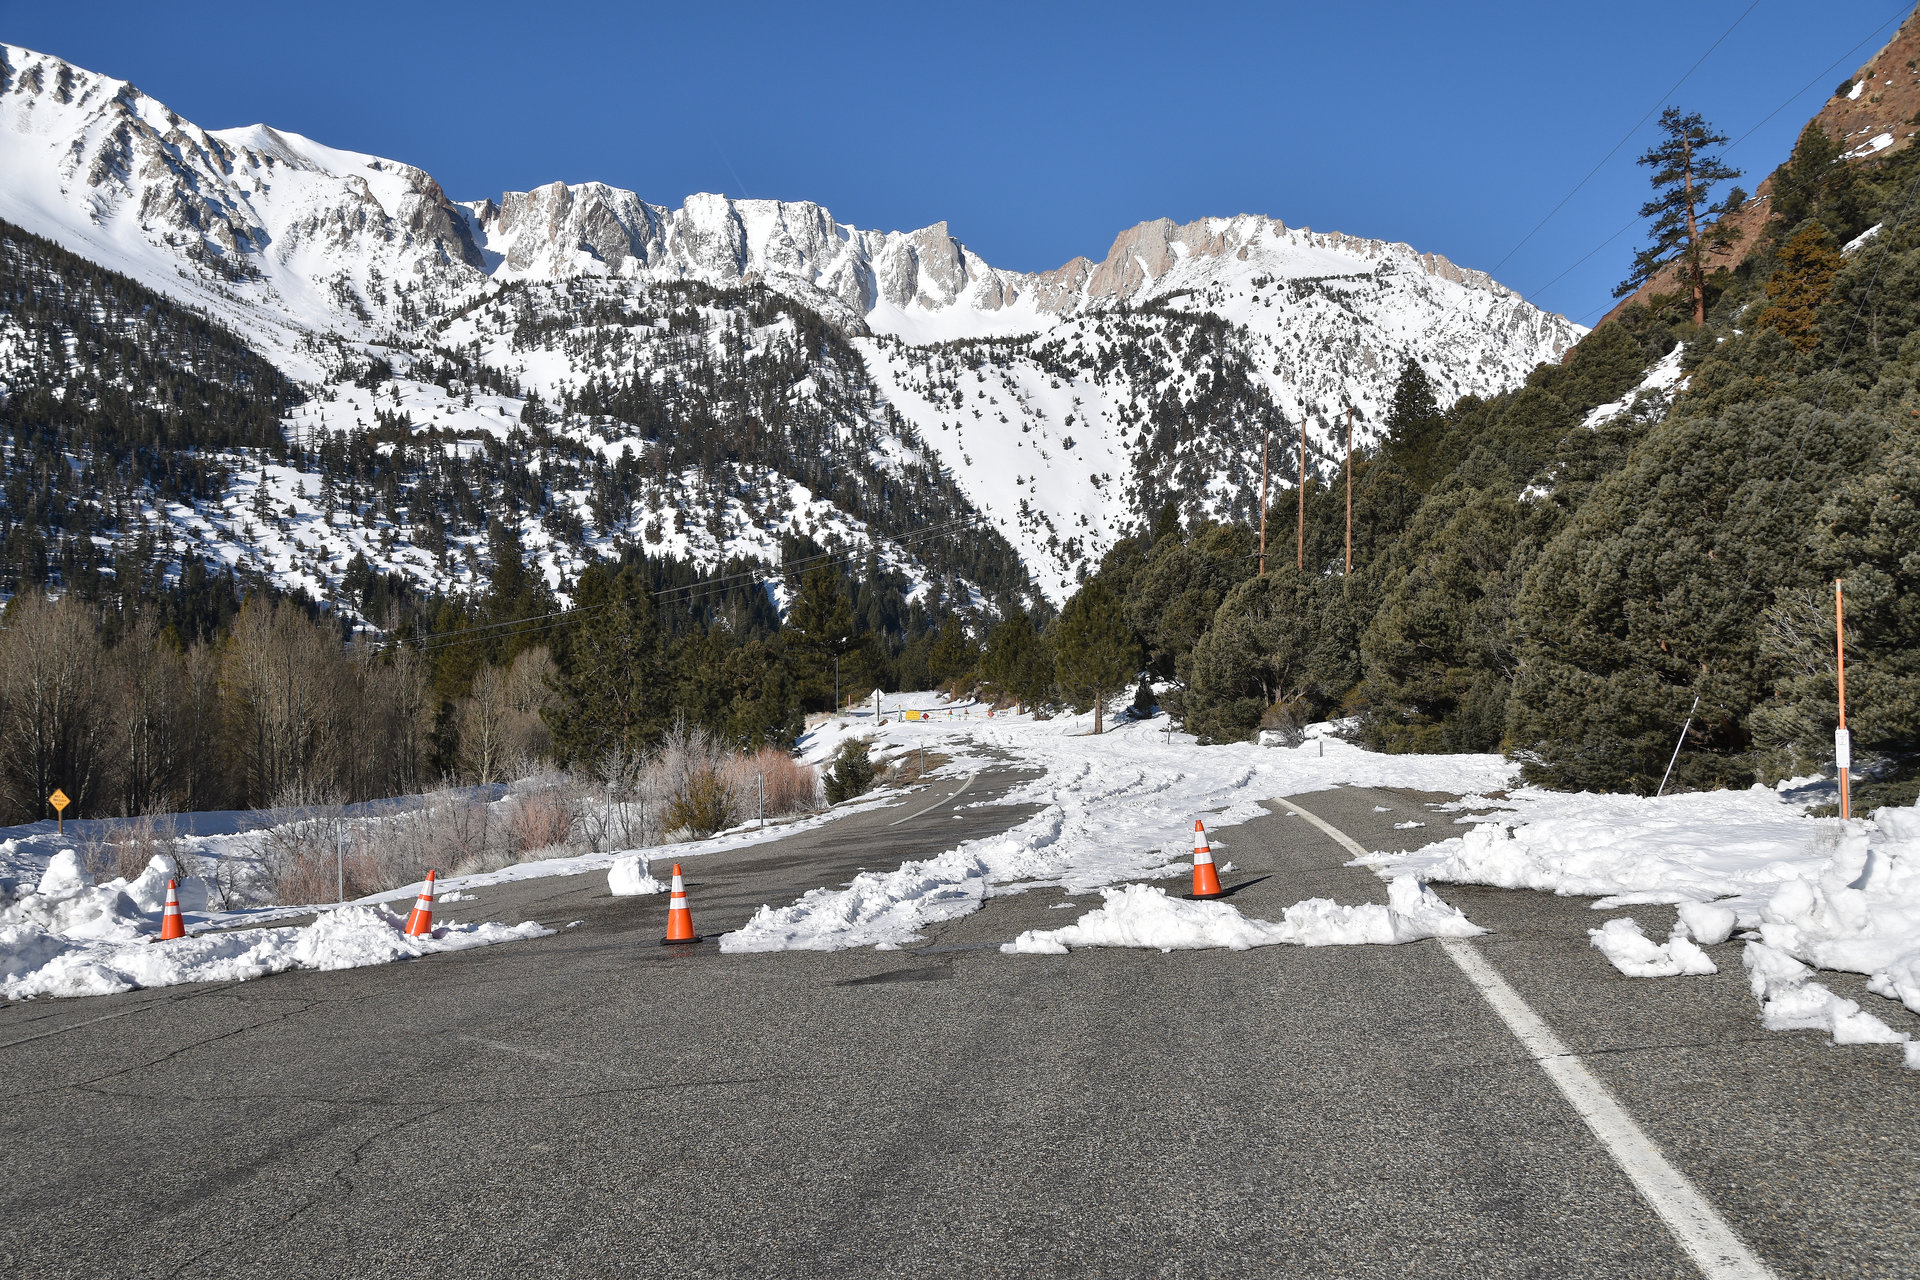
546, 566, 669, 765
1758, 224, 1842, 352
982, 612, 1053, 711
784, 565, 854, 711
1049, 580, 1140, 734
1616, 108, 1743, 325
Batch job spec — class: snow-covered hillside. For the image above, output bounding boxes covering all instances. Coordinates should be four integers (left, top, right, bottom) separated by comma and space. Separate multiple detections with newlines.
0, 40, 1584, 610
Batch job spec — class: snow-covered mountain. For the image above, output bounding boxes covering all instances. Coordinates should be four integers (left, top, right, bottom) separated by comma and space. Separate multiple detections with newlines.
0, 41, 1582, 608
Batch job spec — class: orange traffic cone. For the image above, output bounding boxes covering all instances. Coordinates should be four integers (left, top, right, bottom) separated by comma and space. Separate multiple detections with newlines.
158, 879, 188, 940
662, 864, 702, 945
1190, 820, 1224, 899
403, 870, 437, 936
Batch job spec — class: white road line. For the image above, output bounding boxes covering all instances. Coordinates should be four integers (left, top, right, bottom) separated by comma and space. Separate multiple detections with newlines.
887, 772, 977, 827
1275, 795, 1779, 1280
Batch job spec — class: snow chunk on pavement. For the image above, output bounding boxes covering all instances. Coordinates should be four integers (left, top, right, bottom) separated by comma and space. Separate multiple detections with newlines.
608, 855, 665, 896
1001, 877, 1483, 955
1744, 942, 1917, 1068
1589, 917, 1717, 977
723, 850, 990, 952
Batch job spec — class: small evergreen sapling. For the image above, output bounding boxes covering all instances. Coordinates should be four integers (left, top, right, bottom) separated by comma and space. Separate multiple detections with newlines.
824, 739, 876, 804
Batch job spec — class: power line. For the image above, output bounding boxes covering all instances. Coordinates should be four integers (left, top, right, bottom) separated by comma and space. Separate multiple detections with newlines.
1490, 0, 1762, 274
1529, 2, 1913, 316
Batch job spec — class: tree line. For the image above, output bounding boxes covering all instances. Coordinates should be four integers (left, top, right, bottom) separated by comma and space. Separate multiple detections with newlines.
962, 108, 1920, 808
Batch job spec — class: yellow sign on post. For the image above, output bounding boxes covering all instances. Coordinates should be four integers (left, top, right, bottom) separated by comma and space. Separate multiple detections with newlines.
49, 788, 69, 835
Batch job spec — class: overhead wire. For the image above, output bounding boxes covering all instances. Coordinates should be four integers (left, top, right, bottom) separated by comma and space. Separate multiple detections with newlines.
1489, 0, 1763, 275
1529, 2, 1914, 320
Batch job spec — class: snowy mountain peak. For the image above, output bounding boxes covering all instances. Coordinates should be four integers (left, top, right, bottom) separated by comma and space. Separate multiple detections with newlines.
0, 39, 1587, 612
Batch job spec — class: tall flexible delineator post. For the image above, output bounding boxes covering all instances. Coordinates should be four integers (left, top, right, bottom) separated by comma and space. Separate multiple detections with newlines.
1837, 578, 1850, 820
1296, 416, 1306, 571
1258, 421, 1270, 576
1345, 407, 1354, 575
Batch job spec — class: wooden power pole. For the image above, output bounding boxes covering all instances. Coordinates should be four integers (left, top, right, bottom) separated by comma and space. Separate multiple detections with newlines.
1258, 421, 1271, 576
1344, 406, 1354, 575
1296, 416, 1306, 571
1836, 578, 1851, 820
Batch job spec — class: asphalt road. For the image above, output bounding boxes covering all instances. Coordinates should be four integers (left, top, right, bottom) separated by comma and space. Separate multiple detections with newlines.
3, 768, 1916, 1279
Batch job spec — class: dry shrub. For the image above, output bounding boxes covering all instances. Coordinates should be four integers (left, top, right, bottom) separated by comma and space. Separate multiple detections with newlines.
667, 769, 737, 838
504, 782, 574, 856
722, 747, 820, 820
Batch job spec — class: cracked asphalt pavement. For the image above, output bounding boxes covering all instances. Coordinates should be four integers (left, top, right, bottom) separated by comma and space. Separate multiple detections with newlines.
3, 766, 1916, 1278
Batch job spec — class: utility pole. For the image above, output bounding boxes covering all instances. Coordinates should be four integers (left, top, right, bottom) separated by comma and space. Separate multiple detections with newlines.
1296, 415, 1306, 571
834, 653, 840, 715
1258, 420, 1271, 576
1836, 578, 1851, 820
1344, 406, 1354, 575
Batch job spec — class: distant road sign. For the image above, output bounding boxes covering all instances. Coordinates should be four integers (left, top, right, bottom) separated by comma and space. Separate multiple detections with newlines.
49, 789, 68, 813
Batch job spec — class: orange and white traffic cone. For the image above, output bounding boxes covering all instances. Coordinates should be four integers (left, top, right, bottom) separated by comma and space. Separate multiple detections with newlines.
1190, 820, 1224, 899
403, 870, 437, 936
662, 864, 702, 945
158, 879, 188, 940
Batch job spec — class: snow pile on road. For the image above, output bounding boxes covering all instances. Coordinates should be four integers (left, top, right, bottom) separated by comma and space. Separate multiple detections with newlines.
608, 855, 665, 896
1371, 787, 1920, 1064
1744, 942, 1920, 1069
2, 851, 208, 943
1366, 787, 1827, 918
1, 851, 553, 999
1588, 917, 1717, 977
1002, 877, 1484, 955
723, 711, 1514, 954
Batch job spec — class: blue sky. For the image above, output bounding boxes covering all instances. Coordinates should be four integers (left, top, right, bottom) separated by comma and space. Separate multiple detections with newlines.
0, 0, 1906, 324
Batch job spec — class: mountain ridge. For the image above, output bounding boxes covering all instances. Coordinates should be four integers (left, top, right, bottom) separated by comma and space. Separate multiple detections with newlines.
0, 38, 1584, 611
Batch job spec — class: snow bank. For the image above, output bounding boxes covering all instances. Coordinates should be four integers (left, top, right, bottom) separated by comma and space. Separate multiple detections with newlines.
1588, 917, 1716, 978
2, 905, 552, 1000
1, 854, 554, 1000
725, 707, 1512, 954
608, 855, 665, 896
2, 852, 211, 944
1371, 787, 1920, 1066
1002, 877, 1483, 955
1744, 942, 1919, 1069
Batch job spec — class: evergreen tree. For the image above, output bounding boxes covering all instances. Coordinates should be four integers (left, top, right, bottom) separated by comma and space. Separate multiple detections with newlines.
1361, 486, 1553, 752
929, 623, 981, 687
1049, 580, 1140, 734
982, 612, 1053, 711
1758, 224, 1843, 352
1381, 359, 1447, 487
1183, 571, 1321, 743
1124, 522, 1257, 683
785, 565, 854, 712
1616, 108, 1743, 324
546, 565, 670, 765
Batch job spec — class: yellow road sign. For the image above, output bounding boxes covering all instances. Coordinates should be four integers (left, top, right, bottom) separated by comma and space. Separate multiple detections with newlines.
49, 789, 68, 813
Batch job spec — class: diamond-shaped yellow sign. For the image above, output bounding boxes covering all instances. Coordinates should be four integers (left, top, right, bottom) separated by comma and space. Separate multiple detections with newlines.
48, 789, 69, 812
